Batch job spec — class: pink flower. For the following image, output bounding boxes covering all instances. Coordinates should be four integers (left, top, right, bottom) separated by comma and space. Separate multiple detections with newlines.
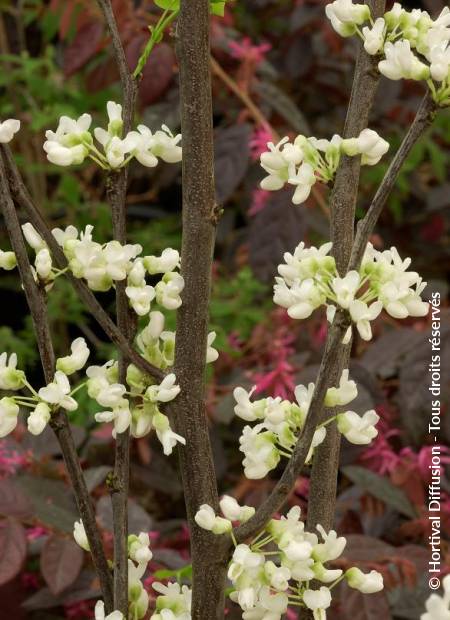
0, 440, 31, 477
248, 188, 270, 216
64, 600, 94, 619
26, 526, 48, 541
249, 125, 274, 161
228, 37, 271, 65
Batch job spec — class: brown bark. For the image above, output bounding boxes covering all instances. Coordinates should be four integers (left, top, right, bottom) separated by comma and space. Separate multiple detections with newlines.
171, 1, 228, 617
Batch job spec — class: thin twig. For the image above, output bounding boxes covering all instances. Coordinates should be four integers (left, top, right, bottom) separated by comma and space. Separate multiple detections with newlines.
349, 91, 436, 270
95, 0, 139, 611
1, 145, 165, 383
306, 0, 386, 535
0, 155, 114, 611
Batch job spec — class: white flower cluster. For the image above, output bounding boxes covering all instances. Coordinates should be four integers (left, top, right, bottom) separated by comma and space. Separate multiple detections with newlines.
74, 522, 153, 620
274, 241, 428, 342
3, 221, 186, 317
43, 101, 182, 169
233, 370, 379, 480
326, 1, 450, 106
0, 340, 90, 438
0, 336, 184, 456
195, 495, 256, 534
151, 581, 192, 620
259, 129, 389, 205
421, 574, 450, 620
0, 118, 20, 143
196, 505, 383, 619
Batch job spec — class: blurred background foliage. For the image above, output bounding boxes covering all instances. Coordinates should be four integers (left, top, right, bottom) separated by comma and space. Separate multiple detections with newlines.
0, 0, 449, 618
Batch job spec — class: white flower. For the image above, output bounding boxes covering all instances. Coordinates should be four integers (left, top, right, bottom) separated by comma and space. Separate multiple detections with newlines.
104, 134, 139, 169
306, 426, 327, 463
151, 582, 191, 619
195, 504, 232, 534
145, 374, 180, 403
22, 223, 46, 252
38, 371, 78, 411
421, 574, 450, 620
228, 544, 265, 581
325, 0, 370, 25
288, 162, 317, 205
128, 533, 153, 564
274, 278, 324, 319
35, 248, 52, 280
428, 42, 450, 82
0, 118, 20, 143
346, 567, 384, 593
27, 402, 51, 435
73, 519, 90, 552
95, 399, 131, 436
356, 129, 390, 166
337, 409, 380, 444
233, 386, 265, 422
332, 271, 360, 309
155, 272, 184, 310
219, 495, 255, 522
0, 250, 17, 271
56, 338, 90, 375
362, 18, 386, 55
206, 331, 219, 363
144, 249, 180, 274
260, 137, 292, 191
152, 411, 186, 455
348, 299, 383, 341
0, 353, 25, 390
0, 397, 20, 438
95, 600, 124, 620
242, 587, 288, 619
44, 114, 91, 166
148, 125, 182, 163
313, 525, 347, 562
325, 369, 357, 407
239, 424, 280, 479
86, 362, 126, 408
126, 284, 156, 316
303, 586, 332, 620
378, 40, 430, 81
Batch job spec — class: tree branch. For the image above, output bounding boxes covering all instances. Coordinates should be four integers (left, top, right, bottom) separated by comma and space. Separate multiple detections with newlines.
349, 90, 436, 271
306, 0, 386, 534
171, 1, 228, 617
1, 145, 164, 383
95, 0, 138, 611
0, 156, 114, 611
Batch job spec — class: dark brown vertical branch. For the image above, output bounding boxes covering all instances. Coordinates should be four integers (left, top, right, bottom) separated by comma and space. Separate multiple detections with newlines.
306, 0, 386, 534
171, 1, 228, 618
95, 0, 138, 612
0, 156, 114, 611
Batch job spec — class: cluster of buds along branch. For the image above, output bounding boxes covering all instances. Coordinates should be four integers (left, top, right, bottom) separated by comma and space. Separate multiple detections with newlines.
326, 1, 450, 106
232, 368, 378, 479
274, 241, 428, 341
195, 503, 383, 619
43, 101, 181, 169
74, 523, 155, 619
259, 129, 389, 205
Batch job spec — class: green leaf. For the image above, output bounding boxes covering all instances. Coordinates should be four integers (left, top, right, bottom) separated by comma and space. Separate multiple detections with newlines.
155, 0, 180, 9
342, 465, 417, 519
210, 1, 226, 15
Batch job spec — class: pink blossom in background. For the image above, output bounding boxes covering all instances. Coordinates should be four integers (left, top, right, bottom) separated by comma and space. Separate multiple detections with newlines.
249, 188, 270, 217
26, 526, 48, 541
249, 125, 273, 161
399, 445, 450, 482
252, 311, 297, 399
359, 425, 402, 476
228, 37, 271, 66
64, 599, 94, 619
0, 440, 31, 477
